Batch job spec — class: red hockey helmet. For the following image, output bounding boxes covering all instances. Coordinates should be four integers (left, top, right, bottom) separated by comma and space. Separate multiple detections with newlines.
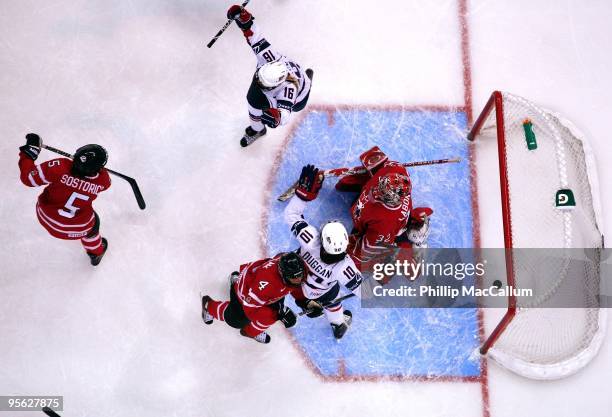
372, 172, 411, 207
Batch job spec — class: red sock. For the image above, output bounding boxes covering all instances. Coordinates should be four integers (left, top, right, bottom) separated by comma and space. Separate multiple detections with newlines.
81, 233, 104, 255
207, 300, 229, 321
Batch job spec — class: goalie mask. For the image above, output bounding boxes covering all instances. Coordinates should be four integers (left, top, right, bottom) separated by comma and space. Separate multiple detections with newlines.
320, 221, 349, 264
256, 61, 288, 89
372, 173, 411, 208
71, 144, 108, 178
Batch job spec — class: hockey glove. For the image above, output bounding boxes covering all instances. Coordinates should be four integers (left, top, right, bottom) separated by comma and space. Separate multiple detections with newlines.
278, 306, 298, 328
305, 300, 324, 318
227, 5, 254, 31
19, 133, 42, 160
295, 164, 324, 201
296, 298, 324, 318
261, 108, 282, 128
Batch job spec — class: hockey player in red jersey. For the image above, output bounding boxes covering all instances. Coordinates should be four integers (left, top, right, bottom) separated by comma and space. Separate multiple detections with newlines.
201, 252, 306, 344
226, 5, 313, 147
336, 146, 433, 273
18, 133, 111, 265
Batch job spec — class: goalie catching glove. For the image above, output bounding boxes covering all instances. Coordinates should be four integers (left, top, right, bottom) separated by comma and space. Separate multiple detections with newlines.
295, 164, 324, 201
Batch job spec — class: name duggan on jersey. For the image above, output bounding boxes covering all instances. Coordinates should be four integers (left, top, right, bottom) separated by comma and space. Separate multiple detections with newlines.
373, 285, 533, 298
60, 174, 106, 195
301, 251, 332, 279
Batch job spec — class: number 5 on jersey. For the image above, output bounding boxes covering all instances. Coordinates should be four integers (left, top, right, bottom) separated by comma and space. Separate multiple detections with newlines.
58, 192, 90, 218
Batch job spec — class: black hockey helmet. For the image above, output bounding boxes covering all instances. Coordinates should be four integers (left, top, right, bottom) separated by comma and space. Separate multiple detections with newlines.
71, 144, 108, 177
278, 252, 307, 287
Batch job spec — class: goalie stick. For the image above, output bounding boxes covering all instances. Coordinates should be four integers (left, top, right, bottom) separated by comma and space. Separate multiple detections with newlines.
206, 0, 250, 48
298, 293, 356, 316
277, 157, 461, 202
42, 144, 146, 210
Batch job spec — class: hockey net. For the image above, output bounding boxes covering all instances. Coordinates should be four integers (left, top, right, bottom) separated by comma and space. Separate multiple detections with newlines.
469, 91, 606, 380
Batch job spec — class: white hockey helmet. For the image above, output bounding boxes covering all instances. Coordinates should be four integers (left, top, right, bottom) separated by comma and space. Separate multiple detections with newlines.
320, 221, 349, 255
256, 61, 288, 88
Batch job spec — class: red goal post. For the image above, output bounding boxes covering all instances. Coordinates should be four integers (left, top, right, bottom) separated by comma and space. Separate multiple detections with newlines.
468, 91, 606, 380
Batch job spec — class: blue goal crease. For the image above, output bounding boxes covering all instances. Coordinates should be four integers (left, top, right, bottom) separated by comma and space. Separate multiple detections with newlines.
265, 108, 481, 378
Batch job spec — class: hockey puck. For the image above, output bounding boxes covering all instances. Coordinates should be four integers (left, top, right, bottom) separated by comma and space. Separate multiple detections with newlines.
42, 407, 61, 417
492, 280, 502, 288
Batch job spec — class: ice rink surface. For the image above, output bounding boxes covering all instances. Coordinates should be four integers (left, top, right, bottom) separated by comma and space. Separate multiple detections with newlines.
1, 1, 611, 417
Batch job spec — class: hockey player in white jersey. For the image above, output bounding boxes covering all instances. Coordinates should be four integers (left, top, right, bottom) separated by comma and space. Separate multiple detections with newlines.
226, 5, 313, 147
284, 165, 363, 339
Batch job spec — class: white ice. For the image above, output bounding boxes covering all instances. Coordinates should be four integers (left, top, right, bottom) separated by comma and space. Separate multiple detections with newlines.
0, 1, 611, 417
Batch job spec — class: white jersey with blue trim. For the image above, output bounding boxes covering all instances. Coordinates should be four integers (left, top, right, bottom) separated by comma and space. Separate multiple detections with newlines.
284, 196, 362, 300
245, 22, 311, 124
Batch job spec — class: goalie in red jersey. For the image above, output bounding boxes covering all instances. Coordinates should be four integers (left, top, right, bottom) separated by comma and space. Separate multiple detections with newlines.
335, 146, 433, 275
201, 252, 306, 344
18, 133, 111, 266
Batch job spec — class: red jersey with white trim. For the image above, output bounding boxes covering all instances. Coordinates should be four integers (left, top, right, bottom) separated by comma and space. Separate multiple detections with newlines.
234, 257, 298, 309
349, 161, 412, 264
18, 153, 111, 238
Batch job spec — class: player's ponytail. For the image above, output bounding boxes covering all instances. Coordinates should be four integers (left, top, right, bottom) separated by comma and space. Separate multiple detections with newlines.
286, 74, 300, 90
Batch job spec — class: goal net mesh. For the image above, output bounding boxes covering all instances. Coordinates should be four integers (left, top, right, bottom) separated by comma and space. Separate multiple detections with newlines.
474, 91, 605, 379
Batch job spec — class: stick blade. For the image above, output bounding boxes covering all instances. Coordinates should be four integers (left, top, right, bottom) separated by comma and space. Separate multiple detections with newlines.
127, 177, 147, 209
277, 183, 297, 202
42, 406, 62, 417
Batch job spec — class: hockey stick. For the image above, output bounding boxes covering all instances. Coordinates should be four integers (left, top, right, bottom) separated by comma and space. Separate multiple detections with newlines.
206, 0, 250, 48
277, 157, 461, 202
42, 144, 146, 210
298, 293, 356, 316
42, 407, 62, 417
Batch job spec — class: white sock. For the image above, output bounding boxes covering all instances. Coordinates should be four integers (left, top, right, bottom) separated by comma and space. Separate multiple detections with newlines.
324, 305, 344, 325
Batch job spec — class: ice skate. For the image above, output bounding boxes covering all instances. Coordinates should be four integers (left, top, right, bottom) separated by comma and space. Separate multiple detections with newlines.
240, 328, 271, 344
87, 238, 108, 266
331, 310, 352, 340
240, 126, 267, 147
253, 331, 271, 344
201, 295, 214, 325
227, 271, 240, 287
